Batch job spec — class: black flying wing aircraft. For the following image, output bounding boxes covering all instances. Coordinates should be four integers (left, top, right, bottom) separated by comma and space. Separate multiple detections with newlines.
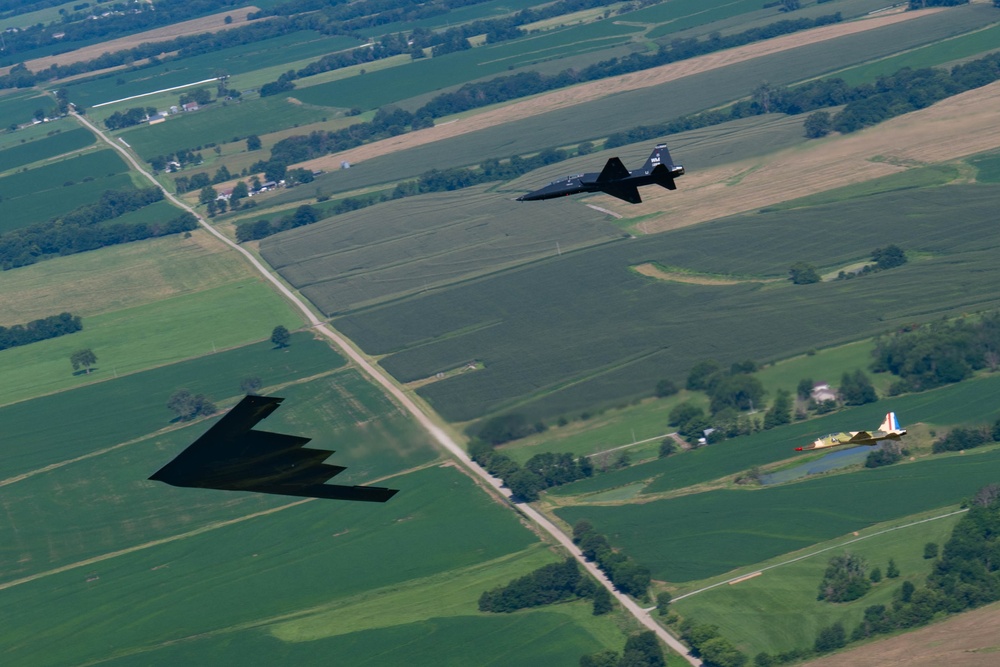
150, 394, 398, 502
517, 143, 684, 204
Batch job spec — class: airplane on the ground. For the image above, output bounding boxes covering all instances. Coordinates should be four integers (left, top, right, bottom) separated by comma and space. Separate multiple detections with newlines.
795, 412, 907, 452
516, 143, 684, 204
150, 394, 398, 502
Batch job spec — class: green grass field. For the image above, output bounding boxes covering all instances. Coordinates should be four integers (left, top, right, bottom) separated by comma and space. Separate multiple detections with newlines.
971, 150, 1000, 182
556, 445, 1000, 583
0, 332, 343, 479
0, 89, 54, 129
0, 276, 305, 406
0, 148, 132, 232
671, 507, 964, 656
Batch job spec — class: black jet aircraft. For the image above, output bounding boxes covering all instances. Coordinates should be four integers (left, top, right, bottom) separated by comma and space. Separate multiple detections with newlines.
517, 143, 684, 204
150, 394, 398, 502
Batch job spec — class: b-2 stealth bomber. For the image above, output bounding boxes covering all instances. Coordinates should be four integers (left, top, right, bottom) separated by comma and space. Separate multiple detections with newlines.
517, 143, 684, 204
150, 394, 398, 502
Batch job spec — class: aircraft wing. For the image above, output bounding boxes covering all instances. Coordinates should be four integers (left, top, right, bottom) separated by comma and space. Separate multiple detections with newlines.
601, 184, 642, 204
596, 157, 630, 182
848, 430, 874, 443
149, 395, 398, 502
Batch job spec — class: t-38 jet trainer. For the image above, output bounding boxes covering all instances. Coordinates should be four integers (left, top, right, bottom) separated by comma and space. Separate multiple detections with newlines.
150, 394, 398, 502
795, 412, 907, 452
517, 143, 684, 204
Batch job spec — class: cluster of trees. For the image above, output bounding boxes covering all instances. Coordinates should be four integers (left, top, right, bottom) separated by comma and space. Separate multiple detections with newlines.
167, 389, 217, 422
150, 148, 204, 176
104, 107, 155, 130
872, 312, 1000, 394
788, 262, 820, 284
817, 552, 874, 602
677, 619, 747, 667
865, 441, 905, 468
478, 558, 608, 614
0, 312, 81, 351
236, 147, 581, 242
580, 631, 666, 667
838, 370, 878, 406
931, 419, 1000, 453
836, 245, 907, 280
572, 520, 651, 598
0, 188, 196, 270
469, 437, 592, 502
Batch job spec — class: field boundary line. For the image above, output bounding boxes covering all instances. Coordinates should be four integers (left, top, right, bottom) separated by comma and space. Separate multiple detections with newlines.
92, 78, 222, 108
667, 508, 968, 604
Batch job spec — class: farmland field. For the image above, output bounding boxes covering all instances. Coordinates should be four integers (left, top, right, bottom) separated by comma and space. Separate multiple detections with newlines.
0, 277, 305, 406
332, 183, 1000, 422
293, 21, 645, 111
0, 90, 54, 129
556, 445, 1000, 583
670, 507, 964, 656
262, 185, 625, 314
550, 372, 1000, 499
0, 148, 132, 233
64, 32, 363, 109
0, 126, 94, 173
119, 94, 332, 160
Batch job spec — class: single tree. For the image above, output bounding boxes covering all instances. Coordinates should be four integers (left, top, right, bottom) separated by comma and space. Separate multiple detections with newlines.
240, 376, 262, 395
886, 558, 900, 579
924, 542, 939, 559
804, 111, 832, 138
246, 135, 262, 151
656, 591, 672, 615
655, 378, 678, 397
199, 185, 218, 206
789, 262, 821, 284
592, 586, 613, 615
271, 325, 291, 348
659, 439, 676, 458
70, 348, 97, 374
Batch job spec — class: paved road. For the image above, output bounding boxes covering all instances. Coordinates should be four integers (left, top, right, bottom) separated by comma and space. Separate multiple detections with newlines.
71, 111, 699, 665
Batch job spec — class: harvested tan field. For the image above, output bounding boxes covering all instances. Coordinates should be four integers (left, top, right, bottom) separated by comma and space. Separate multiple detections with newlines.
632, 262, 758, 285
1, 7, 262, 75
297, 8, 943, 173
615, 80, 1000, 230
802, 602, 1000, 667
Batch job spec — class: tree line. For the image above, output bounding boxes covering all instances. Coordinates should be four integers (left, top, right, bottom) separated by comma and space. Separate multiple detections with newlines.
580, 631, 666, 667
931, 418, 1000, 453
469, 437, 593, 502
572, 520, 651, 598
871, 311, 1000, 394
0, 188, 196, 270
478, 557, 609, 614
0, 312, 82, 351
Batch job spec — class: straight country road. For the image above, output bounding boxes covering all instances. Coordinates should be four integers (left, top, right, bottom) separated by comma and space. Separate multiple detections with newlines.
71, 109, 700, 665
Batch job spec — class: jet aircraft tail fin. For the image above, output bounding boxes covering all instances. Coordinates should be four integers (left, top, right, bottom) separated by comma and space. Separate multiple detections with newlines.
878, 411, 905, 435
642, 144, 674, 172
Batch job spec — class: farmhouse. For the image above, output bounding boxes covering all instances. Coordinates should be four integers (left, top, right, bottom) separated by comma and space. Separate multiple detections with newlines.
811, 382, 837, 403
182, 102, 199, 112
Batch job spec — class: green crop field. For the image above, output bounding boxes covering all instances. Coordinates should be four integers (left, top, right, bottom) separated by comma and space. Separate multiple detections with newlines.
834, 20, 1000, 87
64, 31, 364, 109
331, 182, 1000, 423
0, 126, 94, 174
118, 94, 332, 159
293, 21, 644, 111
0, 277, 305, 406
0, 147, 133, 232
551, 373, 1000, 499
0, 332, 343, 478
262, 185, 625, 314
557, 445, 1000, 583
671, 507, 964, 656
971, 150, 1000, 183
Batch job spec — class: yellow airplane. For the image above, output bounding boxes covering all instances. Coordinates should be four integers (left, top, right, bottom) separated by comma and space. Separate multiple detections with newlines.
795, 412, 906, 452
